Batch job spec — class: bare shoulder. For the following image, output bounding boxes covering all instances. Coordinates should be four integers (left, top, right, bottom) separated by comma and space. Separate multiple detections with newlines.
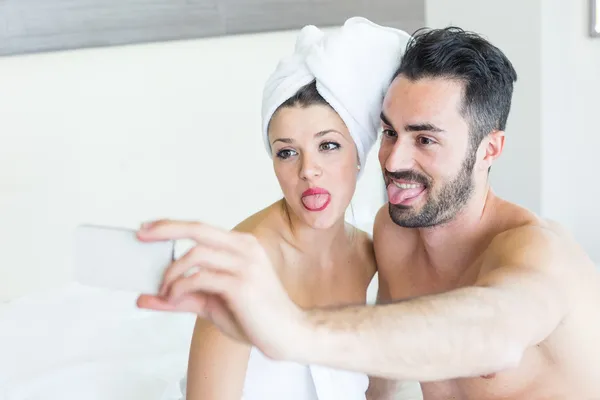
487, 222, 566, 265
371, 205, 420, 302
480, 202, 596, 282
372, 204, 417, 272
232, 200, 286, 265
373, 203, 393, 234
232, 200, 279, 235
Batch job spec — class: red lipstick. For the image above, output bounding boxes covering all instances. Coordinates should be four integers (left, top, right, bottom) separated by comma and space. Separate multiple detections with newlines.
302, 187, 329, 197
301, 187, 331, 212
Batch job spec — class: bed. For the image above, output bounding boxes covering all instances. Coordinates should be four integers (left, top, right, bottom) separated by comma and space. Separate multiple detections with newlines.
0, 283, 196, 400
0, 282, 426, 400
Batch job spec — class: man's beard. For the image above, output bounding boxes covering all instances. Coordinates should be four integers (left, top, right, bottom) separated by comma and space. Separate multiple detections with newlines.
387, 148, 477, 228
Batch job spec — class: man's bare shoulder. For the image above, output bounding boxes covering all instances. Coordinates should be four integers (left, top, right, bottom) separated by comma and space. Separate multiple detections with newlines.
373, 204, 416, 245
372, 205, 418, 279
481, 208, 595, 280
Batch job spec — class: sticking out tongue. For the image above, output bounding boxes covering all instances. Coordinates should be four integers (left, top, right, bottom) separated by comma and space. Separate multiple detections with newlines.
302, 194, 330, 210
387, 184, 426, 205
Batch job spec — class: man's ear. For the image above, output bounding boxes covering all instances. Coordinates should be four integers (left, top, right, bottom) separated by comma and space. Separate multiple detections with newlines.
478, 130, 505, 171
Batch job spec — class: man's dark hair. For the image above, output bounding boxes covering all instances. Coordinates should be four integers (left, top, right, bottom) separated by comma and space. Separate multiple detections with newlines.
394, 27, 518, 147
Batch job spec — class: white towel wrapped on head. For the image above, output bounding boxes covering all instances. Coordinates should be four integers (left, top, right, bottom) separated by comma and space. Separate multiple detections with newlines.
261, 17, 412, 175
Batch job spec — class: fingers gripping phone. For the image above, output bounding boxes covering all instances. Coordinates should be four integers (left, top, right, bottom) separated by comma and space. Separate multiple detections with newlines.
73, 224, 175, 294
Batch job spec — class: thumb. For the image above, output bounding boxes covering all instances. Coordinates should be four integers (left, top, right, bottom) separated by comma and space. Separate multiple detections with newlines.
170, 293, 211, 316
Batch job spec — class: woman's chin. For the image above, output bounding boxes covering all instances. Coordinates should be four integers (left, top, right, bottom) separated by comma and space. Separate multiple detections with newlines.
301, 210, 343, 230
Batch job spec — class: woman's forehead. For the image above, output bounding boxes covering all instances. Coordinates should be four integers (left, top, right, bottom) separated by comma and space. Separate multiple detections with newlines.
268, 105, 351, 140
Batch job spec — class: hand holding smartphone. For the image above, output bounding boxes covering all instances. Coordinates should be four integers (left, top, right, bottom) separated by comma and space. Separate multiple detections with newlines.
73, 224, 175, 294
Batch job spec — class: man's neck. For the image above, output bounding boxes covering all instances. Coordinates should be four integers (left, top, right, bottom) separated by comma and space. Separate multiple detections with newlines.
417, 185, 496, 275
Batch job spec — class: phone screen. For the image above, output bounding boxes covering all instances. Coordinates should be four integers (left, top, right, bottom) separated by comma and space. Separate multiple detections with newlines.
73, 224, 175, 294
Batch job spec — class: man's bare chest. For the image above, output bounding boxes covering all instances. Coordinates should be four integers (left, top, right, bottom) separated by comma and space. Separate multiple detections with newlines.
377, 261, 567, 400
378, 258, 483, 301
420, 362, 565, 400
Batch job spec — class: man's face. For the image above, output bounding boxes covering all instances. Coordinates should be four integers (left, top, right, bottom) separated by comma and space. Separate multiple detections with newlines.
378, 76, 478, 228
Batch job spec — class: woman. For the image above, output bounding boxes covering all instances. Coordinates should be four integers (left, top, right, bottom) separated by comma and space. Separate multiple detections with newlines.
143, 17, 411, 400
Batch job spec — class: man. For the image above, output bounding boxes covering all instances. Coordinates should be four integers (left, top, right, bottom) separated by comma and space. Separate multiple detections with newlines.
137, 27, 600, 399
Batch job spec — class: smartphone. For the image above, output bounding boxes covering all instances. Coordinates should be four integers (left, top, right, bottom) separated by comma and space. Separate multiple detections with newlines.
73, 224, 175, 294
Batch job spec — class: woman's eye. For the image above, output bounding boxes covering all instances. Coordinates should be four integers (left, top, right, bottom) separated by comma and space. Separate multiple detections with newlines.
276, 149, 297, 159
418, 136, 435, 146
320, 142, 340, 151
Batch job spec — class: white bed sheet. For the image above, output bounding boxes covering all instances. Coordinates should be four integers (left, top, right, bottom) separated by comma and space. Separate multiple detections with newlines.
0, 282, 424, 400
0, 283, 196, 400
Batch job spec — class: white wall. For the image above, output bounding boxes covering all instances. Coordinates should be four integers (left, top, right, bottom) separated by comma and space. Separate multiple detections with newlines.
540, 0, 600, 259
426, 0, 600, 262
0, 30, 385, 301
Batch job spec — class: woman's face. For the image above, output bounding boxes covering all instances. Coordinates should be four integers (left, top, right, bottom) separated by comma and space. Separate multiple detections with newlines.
268, 104, 359, 230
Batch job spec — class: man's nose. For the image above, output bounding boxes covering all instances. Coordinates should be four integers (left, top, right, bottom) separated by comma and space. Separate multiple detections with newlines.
384, 137, 416, 172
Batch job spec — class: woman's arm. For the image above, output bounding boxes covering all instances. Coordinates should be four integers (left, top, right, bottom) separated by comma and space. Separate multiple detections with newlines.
185, 316, 252, 400
185, 220, 280, 399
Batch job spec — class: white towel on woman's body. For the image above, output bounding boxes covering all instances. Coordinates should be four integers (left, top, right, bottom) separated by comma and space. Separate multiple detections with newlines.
161, 347, 369, 400
261, 16, 412, 174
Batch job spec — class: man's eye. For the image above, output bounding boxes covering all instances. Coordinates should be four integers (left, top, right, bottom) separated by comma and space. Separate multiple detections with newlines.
382, 129, 397, 138
418, 136, 435, 145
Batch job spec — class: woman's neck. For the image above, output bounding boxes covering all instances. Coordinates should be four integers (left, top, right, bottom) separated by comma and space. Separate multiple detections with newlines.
278, 199, 351, 254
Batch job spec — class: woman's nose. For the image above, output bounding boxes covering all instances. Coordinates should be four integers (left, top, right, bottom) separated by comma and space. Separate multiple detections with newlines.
299, 155, 322, 180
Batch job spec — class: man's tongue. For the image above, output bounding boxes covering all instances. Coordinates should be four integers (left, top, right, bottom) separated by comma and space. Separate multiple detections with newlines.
302, 194, 330, 209
387, 184, 425, 204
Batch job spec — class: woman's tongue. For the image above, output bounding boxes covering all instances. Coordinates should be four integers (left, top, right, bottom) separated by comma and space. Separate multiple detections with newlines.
387, 183, 425, 205
302, 194, 330, 210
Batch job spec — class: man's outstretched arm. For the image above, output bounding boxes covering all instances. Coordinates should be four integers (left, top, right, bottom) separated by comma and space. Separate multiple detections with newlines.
135, 220, 570, 382
290, 226, 570, 382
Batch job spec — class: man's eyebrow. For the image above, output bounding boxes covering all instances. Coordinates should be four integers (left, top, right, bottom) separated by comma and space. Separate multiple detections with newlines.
381, 112, 444, 133
405, 123, 444, 133
380, 112, 393, 127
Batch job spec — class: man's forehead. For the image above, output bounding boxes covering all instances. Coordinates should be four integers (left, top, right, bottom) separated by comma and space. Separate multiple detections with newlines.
385, 75, 464, 99
382, 76, 465, 120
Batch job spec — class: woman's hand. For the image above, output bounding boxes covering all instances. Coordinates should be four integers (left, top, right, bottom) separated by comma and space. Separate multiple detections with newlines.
135, 219, 309, 360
